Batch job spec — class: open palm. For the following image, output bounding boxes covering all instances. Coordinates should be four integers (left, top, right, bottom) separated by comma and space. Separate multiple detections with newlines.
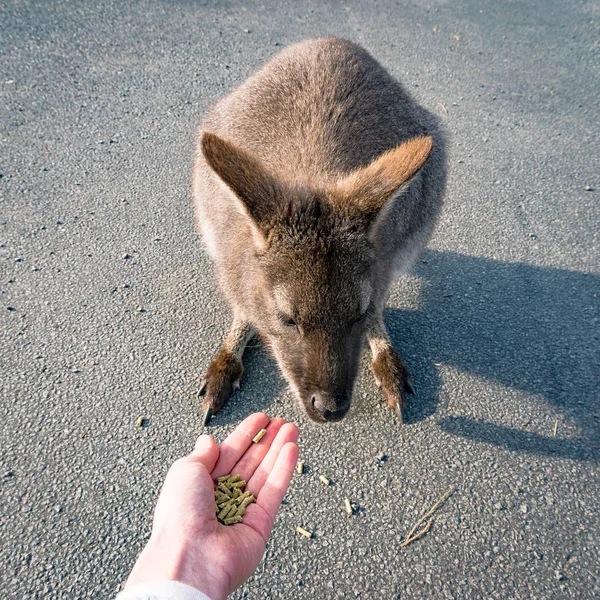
126, 413, 299, 600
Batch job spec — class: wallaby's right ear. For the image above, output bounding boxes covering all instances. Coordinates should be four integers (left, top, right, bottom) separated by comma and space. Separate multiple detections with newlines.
201, 132, 279, 245
333, 135, 434, 231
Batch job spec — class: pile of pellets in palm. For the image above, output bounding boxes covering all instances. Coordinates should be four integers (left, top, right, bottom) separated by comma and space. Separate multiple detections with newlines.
214, 474, 256, 525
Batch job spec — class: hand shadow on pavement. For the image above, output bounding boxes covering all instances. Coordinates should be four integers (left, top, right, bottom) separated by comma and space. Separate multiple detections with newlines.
386, 249, 599, 462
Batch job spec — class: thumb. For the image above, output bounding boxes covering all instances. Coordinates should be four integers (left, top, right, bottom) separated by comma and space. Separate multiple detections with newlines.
188, 434, 220, 473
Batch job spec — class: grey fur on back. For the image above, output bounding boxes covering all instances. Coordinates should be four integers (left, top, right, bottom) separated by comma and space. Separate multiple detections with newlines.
194, 36, 445, 285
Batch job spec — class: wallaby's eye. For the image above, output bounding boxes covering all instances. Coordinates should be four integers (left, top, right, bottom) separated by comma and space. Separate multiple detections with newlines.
352, 310, 369, 325
278, 313, 298, 328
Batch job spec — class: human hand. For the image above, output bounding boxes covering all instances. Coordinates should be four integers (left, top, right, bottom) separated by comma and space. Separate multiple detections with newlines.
125, 413, 299, 600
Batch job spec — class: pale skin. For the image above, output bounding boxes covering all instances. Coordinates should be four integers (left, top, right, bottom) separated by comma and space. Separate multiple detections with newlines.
126, 413, 299, 600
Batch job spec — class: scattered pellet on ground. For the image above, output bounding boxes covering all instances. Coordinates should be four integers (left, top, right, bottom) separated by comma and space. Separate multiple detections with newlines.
296, 526, 312, 539
344, 498, 353, 515
319, 475, 331, 486
296, 461, 304, 474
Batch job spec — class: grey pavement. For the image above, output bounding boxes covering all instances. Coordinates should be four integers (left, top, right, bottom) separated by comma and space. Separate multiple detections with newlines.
1, 0, 599, 598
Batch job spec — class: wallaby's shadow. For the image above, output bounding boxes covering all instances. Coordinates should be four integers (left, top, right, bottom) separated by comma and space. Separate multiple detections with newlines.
386, 250, 599, 461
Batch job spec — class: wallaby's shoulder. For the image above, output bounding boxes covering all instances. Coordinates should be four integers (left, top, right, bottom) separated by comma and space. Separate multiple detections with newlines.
204, 37, 397, 122
263, 37, 398, 99
229, 36, 398, 102
201, 38, 431, 179
270, 36, 377, 67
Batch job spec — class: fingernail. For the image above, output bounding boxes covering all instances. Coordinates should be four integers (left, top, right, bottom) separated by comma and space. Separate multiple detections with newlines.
194, 434, 213, 452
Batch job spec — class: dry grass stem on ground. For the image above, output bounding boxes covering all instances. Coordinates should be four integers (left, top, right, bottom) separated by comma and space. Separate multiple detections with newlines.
399, 488, 454, 548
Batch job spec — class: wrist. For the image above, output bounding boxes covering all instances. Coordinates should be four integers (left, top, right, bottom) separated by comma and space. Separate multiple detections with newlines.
126, 534, 230, 600
118, 580, 213, 600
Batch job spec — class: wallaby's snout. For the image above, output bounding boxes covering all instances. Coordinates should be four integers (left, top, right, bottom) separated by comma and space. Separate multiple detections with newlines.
311, 394, 350, 422
192, 37, 446, 425
268, 321, 366, 422
267, 336, 358, 422
259, 237, 373, 423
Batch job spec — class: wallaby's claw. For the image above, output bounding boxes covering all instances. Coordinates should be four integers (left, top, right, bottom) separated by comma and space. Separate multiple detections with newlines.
394, 402, 404, 424
371, 345, 411, 424
198, 347, 244, 418
202, 406, 213, 426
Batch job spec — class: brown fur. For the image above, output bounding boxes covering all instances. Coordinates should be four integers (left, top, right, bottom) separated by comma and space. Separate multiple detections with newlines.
199, 346, 243, 414
333, 135, 434, 221
192, 38, 446, 423
371, 345, 411, 412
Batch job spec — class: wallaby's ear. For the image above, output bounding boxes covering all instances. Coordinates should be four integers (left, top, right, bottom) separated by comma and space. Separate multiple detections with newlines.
334, 136, 433, 227
201, 132, 279, 245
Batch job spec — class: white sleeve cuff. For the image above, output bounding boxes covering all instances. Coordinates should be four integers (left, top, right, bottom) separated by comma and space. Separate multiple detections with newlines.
115, 580, 212, 600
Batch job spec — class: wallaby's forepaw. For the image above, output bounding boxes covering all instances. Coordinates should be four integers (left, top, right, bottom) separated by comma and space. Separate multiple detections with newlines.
197, 347, 243, 425
371, 347, 415, 424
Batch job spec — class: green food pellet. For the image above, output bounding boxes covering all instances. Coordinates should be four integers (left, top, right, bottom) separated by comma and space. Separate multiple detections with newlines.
224, 515, 243, 525
214, 473, 255, 526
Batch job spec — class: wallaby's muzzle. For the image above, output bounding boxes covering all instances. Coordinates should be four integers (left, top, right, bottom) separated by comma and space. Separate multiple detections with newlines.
310, 393, 351, 422
275, 328, 363, 423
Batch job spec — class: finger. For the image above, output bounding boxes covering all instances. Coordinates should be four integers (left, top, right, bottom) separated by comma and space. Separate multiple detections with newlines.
246, 422, 299, 496
187, 434, 220, 473
244, 442, 298, 541
227, 417, 287, 482
211, 412, 270, 479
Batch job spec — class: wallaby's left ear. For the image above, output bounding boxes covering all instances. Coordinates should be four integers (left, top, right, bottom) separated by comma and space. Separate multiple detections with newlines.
333, 135, 433, 227
200, 132, 281, 248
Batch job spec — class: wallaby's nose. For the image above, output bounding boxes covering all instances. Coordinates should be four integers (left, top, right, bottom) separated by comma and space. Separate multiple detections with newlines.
311, 394, 350, 422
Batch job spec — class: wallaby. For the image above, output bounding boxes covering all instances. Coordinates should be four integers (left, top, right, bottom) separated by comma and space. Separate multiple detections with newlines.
192, 37, 446, 425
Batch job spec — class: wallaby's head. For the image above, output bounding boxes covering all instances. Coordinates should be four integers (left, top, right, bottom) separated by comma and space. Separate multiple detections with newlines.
201, 132, 433, 422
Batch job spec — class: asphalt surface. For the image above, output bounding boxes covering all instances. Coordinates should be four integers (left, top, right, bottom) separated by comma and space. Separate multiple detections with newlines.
1, 1, 599, 599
